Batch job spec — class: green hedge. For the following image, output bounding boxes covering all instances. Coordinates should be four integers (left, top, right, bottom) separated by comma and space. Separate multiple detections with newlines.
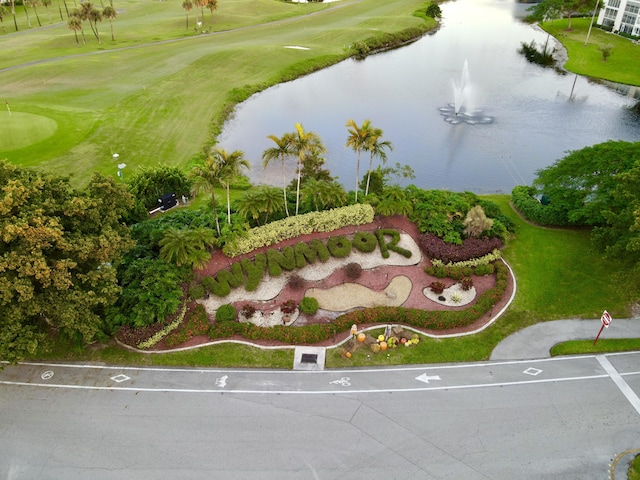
511, 185, 569, 226
222, 204, 375, 257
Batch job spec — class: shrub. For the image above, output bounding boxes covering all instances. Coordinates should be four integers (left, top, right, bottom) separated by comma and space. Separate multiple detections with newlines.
280, 300, 297, 314
461, 277, 474, 291
376, 228, 412, 258
352, 231, 378, 253
451, 292, 462, 303
223, 204, 375, 257
327, 236, 352, 257
241, 304, 256, 318
240, 253, 267, 291
300, 297, 319, 315
288, 274, 306, 290
430, 281, 445, 294
267, 246, 296, 277
164, 304, 210, 348
419, 233, 502, 264
511, 185, 569, 226
345, 262, 363, 280
188, 284, 206, 300
216, 304, 236, 322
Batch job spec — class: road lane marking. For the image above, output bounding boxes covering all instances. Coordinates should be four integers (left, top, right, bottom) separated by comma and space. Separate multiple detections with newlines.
597, 355, 640, 416
415, 373, 441, 384
0, 373, 612, 394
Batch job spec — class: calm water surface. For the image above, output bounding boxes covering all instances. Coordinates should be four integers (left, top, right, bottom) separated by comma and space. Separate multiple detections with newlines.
218, 0, 640, 193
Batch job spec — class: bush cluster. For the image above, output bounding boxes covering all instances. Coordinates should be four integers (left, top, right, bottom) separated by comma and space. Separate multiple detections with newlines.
425, 263, 495, 279
300, 297, 319, 315
510, 186, 569, 226
418, 233, 503, 264
345, 262, 363, 279
429, 281, 445, 294
223, 204, 375, 257
206, 261, 509, 344
201, 228, 407, 298
216, 304, 236, 322
288, 274, 306, 290
280, 300, 297, 314
164, 304, 210, 348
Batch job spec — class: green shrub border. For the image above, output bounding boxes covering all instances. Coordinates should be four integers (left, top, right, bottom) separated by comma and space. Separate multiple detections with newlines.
206, 261, 508, 344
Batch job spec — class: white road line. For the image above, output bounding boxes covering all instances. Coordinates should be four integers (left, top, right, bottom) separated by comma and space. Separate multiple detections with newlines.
597, 355, 640, 416
0, 373, 611, 395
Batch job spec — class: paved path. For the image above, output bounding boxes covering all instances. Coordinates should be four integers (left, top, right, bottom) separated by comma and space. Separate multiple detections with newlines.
491, 318, 640, 360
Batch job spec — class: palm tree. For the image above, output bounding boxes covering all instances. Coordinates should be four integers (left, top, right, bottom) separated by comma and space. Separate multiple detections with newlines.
189, 155, 224, 236
237, 186, 283, 225
102, 4, 116, 41
262, 132, 293, 217
87, 5, 102, 43
211, 147, 250, 226
289, 123, 325, 215
206, 0, 216, 23
67, 14, 84, 45
345, 119, 373, 203
29, 0, 42, 27
159, 227, 216, 269
364, 128, 393, 196
181, 0, 193, 29
301, 178, 347, 211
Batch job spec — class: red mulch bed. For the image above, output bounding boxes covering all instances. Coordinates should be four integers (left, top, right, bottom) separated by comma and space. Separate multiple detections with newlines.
148, 215, 514, 351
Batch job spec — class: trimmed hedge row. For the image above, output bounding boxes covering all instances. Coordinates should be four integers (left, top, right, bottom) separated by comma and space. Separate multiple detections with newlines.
206, 261, 509, 344
201, 229, 410, 298
222, 204, 375, 257
511, 185, 569, 226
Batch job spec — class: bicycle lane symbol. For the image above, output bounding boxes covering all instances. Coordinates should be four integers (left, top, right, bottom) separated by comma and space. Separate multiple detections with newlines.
329, 377, 351, 387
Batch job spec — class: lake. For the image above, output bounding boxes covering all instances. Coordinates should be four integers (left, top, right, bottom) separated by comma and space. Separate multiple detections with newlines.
218, 0, 640, 193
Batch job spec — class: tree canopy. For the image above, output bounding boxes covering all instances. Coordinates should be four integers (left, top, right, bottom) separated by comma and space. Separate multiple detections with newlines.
531, 141, 640, 266
0, 162, 135, 363
527, 0, 598, 28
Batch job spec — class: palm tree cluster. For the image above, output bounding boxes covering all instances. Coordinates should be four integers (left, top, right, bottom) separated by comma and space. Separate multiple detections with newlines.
182, 0, 217, 30
345, 119, 393, 202
189, 147, 250, 236
67, 0, 117, 45
188, 120, 397, 233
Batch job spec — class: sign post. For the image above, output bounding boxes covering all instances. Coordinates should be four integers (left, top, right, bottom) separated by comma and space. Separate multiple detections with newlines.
593, 310, 612, 345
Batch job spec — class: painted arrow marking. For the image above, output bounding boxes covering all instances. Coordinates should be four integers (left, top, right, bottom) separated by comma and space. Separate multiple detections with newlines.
415, 373, 442, 384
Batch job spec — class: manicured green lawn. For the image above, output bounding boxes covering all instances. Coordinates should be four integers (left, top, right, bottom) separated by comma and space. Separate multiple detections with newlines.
0, 0, 434, 184
541, 18, 640, 86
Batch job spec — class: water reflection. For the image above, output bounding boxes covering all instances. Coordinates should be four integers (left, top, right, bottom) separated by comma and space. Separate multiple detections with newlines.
218, 0, 639, 193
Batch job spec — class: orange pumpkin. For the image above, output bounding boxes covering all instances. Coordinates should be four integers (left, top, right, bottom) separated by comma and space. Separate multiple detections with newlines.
357, 333, 366, 343
379, 341, 388, 351
345, 351, 352, 358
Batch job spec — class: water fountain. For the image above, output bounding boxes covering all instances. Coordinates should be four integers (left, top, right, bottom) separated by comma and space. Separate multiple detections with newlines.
439, 60, 493, 125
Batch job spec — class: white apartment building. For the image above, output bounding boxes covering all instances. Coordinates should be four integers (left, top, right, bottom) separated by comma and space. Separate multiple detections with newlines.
598, 0, 640, 36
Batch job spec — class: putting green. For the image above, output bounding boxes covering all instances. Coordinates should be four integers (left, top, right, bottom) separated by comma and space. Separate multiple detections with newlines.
0, 111, 58, 152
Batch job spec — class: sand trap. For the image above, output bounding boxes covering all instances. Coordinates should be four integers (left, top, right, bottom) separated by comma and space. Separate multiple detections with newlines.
306, 275, 412, 311
284, 46, 310, 50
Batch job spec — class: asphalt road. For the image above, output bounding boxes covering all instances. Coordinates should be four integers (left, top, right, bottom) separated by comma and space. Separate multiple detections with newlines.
2, 353, 640, 479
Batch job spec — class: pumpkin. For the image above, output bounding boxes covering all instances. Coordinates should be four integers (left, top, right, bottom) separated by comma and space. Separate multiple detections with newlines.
379, 341, 388, 351
357, 333, 366, 343
345, 351, 352, 358
378, 335, 385, 342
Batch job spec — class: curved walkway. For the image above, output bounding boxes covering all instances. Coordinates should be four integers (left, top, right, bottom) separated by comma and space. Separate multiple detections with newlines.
490, 318, 640, 360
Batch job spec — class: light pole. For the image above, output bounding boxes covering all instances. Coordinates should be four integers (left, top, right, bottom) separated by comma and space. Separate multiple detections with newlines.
585, 0, 601, 46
